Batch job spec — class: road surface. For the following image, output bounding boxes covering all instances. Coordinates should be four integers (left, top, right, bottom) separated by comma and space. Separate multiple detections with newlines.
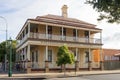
0, 74, 120, 80
46, 74, 120, 80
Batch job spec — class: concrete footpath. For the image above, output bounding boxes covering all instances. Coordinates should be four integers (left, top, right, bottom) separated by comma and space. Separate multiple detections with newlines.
0, 70, 120, 79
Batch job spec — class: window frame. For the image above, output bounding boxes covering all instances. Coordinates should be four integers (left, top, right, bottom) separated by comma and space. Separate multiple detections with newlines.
48, 50, 52, 62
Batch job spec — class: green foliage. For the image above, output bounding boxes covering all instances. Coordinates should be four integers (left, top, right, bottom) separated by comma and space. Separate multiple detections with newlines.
86, 0, 120, 23
56, 45, 75, 66
0, 40, 17, 62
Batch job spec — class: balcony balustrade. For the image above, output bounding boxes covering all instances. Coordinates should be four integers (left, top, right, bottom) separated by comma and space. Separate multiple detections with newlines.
17, 32, 101, 47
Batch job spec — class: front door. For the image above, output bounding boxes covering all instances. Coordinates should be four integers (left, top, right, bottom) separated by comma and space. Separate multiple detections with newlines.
84, 51, 89, 68
31, 50, 39, 69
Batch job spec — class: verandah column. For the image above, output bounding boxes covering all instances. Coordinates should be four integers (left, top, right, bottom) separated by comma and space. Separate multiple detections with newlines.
28, 22, 30, 38
88, 48, 92, 71
46, 24, 48, 39
45, 46, 49, 72
26, 44, 31, 73
100, 48, 104, 70
75, 48, 79, 71
99, 31, 103, 70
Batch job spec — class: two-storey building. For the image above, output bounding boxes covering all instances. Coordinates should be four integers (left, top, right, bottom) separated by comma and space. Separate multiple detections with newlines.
16, 5, 103, 73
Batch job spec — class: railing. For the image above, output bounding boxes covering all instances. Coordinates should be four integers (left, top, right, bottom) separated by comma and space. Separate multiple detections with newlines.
29, 32, 101, 44
17, 33, 28, 47
17, 32, 101, 47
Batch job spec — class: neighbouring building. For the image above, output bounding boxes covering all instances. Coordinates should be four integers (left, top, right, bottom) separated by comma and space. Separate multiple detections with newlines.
16, 5, 103, 73
103, 49, 120, 61
102, 49, 120, 70
93, 49, 120, 62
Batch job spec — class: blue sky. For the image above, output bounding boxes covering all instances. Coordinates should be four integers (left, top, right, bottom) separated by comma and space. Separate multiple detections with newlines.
0, 0, 120, 49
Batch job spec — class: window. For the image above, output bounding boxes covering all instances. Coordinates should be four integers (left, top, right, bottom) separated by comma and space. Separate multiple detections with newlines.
48, 26, 52, 39
48, 50, 52, 62
23, 55, 25, 60
73, 29, 76, 37
72, 50, 76, 57
35, 51, 38, 62
60, 27, 62, 35
31, 52, 34, 62
35, 27, 38, 33
63, 28, 66, 36
73, 29, 77, 41
85, 51, 89, 62
84, 31, 89, 38
31, 51, 38, 62
84, 31, 89, 42
48, 26, 52, 34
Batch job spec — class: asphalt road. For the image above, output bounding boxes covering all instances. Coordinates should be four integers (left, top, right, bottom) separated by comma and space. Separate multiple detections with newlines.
1, 74, 120, 80
46, 74, 120, 80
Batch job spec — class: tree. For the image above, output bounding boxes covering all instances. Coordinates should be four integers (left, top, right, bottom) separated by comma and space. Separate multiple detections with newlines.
56, 45, 75, 75
86, 0, 120, 23
0, 40, 17, 62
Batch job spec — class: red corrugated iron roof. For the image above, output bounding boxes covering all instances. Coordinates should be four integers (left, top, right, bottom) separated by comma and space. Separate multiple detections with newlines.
103, 49, 120, 56
34, 14, 101, 30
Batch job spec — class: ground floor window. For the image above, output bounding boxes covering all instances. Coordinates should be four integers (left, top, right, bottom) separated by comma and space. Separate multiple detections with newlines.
85, 51, 89, 62
72, 50, 77, 60
48, 50, 52, 62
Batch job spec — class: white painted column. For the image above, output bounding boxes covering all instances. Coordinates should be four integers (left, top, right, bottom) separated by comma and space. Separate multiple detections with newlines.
27, 44, 30, 61
100, 48, 103, 61
46, 24, 48, 39
88, 48, 92, 70
75, 48, 78, 61
100, 31, 102, 44
100, 47, 104, 70
28, 22, 30, 38
89, 48, 91, 61
45, 46, 48, 61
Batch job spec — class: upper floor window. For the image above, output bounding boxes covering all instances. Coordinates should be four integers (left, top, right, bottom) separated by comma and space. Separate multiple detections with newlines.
84, 31, 89, 38
63, 28, 66, 36
73, 29, 76, 37
48, 26, 52, 34
48, 50, 52, 62
35, 27, 38, 33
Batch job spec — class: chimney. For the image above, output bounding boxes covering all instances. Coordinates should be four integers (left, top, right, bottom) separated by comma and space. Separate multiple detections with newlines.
61, 5, 68, 18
